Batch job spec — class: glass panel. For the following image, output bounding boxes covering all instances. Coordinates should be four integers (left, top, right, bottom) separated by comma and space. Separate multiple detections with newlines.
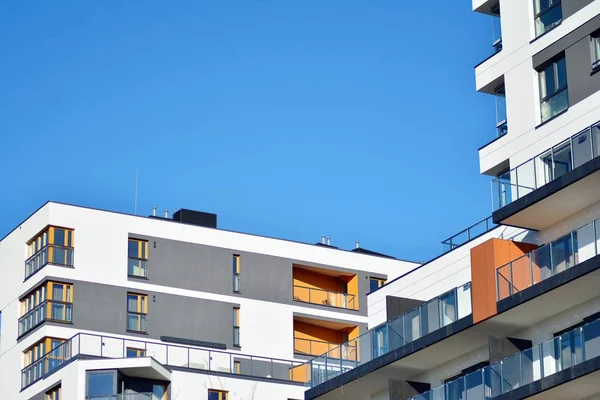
446, 377, 465, 400
510, 255, 532, 293
593, 124, 600, 158
541, 89, 569, 122
583, 319, 600, 360
541, 337, 560, 377
127, 295, 138, 312
388, 315, 404, 350
53, 284, 64, 302
465, 369, 484, 400
87, 372, 115, 396
572, 129, 593, 168
531, 244, 552, 284
439, 290, 457, 326
559, 331, 573, 369
404, 308, 421, 343
53, 229, 66, 247
497, 264, 512, 300
488, 362, 503, 397
128, 240, 139, 258
515, 159, 536, 197
552, 141, 572, 178
501, 353, 521, 392
551, 233, 573, 274
535, 4, 562, 36
557, 57, 567, 88
521, 347, 539, 385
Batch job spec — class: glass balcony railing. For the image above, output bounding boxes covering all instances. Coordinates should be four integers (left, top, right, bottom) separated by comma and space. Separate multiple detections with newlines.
18, 300, 73, 336
306, 283, 472, 388
294, 338, 355, 358
492, 121, 600, 210
293, 285, 356, 310
87, 393, 161, 400
441, 217, 497, 253
22, 332, 306, 389
497, 217, 600, 301
128, 257, 148, 278
410, 316, 600, 400
25, 244, 74, 279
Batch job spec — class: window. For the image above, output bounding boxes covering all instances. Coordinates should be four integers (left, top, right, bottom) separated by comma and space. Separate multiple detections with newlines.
23, 337, 69, 387
87, 371, 116, 399
26, 227, 74, 278
539, 55, 568, 122
592, 33, 600, 70
19, 281, 73, 336
369, 277, 386, 292
45, 385, 61, 400
233, 307, 240, 347
128, 238, 148, 278
233, 360, 241, 374
208, 390, 228, 400
127, 293, 148, 332
534, 0, 562, 36
126, 347, 146, 358
232, 255, 241, 293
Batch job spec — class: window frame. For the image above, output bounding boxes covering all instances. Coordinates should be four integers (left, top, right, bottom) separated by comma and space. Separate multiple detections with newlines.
128, 238, 149, 278
126, 347, 147, 358
534, 0, 562, 36
591, 32, 600, 71
127, 293, 148, 333
369, 277, 386, 292
45, 385, 61, 400
208, 389, 229, 400
538, 55, 569, 122
233, 307, 240, 347
232, 254, 241, 293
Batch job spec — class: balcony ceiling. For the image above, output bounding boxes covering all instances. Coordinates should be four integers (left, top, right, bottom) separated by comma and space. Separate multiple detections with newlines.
294, 316, 356, 330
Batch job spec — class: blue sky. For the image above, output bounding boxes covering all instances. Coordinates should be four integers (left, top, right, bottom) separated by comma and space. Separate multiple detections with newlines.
0, 1, 497, 262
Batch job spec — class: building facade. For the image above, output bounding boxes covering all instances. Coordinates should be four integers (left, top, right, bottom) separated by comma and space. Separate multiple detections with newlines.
0, 202, 419, 400
303, 1, 600, 399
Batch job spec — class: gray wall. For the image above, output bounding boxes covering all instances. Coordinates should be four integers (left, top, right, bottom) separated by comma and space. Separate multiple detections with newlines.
533, 14, 600, 110
70, 280, 239, 348
563, 0, 594, 19
133, 234, 386, 316
386, 296, 425, 322
389, 379, 428, 400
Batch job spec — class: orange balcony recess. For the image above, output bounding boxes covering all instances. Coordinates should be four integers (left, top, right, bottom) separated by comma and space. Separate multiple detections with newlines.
470, 238, 538, 323
292, 264, 358, 310
293, 317, 360, 360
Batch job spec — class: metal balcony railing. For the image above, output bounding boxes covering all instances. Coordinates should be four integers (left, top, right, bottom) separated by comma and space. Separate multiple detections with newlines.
306, 283, 473, 388
292, 285, 356, 310
87, 393, 161, 400
18, 300, 73, 336
492, 120, 600, 211
21, 332, 306, 389
441, 217, 497, 253
25, 244, 74, 279
497, 217, 600, 301
294, 338, 356, 359
410, 316, 600, 400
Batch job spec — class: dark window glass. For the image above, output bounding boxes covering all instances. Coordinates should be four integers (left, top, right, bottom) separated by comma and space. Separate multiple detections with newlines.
87, 372, 115, 396
128, 240, 139, 258
369, 279, 379, 292
54, 229, 66, 247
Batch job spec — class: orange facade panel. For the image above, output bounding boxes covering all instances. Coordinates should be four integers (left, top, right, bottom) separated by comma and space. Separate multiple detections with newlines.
471, 238, 538, 324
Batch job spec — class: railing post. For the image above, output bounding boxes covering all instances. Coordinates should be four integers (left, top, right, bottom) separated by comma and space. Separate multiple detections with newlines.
530, 256, 534, 287
509, 263, 514, 295
187, 348, 190, 368
209, 350, 212, 371
250, 355, 253, 376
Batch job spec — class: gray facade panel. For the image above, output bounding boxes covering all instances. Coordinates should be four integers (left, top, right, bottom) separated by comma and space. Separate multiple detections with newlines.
532, 14, 600, 109
72, 280, 239, 348
385, 296, 425, 322
563, 0, 594, 19
133, 235, 383, 316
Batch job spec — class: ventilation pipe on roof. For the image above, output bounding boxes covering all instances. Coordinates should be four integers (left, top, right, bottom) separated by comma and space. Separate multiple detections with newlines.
164, 209, 169, 218
152, 206, 157, 217
327, 237, 331, 246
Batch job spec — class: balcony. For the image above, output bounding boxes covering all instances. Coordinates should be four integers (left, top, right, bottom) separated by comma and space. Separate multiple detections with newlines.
292, 265, 358, 310
22, 332, 306, 389
306, 283, 472, 388
294, 317, 358, 360
293, 286, 356, 310
410, 316, 600, 400
25, 244, 74, 280
492, 121, 600, 230
441, 216, 497, 253
294, 338, 356, 360
18, 300, 73, 337
497, 217, 600, 301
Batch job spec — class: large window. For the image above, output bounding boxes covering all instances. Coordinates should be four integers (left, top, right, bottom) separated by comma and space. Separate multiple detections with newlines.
208, 390, 228, 400
232, 254, 240, 293
534, 0, 562, 36
126, 347, 146, 358
592, 33, 600, 70
45, 385, 61, 400
539, 55, 568, 122
87, 371, 116, 399
233, 307, 240, 347
23, 337, 68, 387
127, 293, 148, 333
128, 238, 148, 278
26, 226, 74, 279
19, 281, 73, 336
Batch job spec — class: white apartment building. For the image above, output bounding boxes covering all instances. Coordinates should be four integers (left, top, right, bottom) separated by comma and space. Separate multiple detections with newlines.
0, 202, 419, 400
302, 1, 600, 399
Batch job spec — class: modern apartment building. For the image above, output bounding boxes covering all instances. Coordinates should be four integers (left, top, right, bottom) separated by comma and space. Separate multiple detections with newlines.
302, 1, 600, 399
0, 202, 419, 400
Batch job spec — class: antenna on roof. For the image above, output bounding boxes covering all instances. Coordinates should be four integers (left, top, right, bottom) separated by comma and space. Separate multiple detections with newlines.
134, 168, 139, 215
